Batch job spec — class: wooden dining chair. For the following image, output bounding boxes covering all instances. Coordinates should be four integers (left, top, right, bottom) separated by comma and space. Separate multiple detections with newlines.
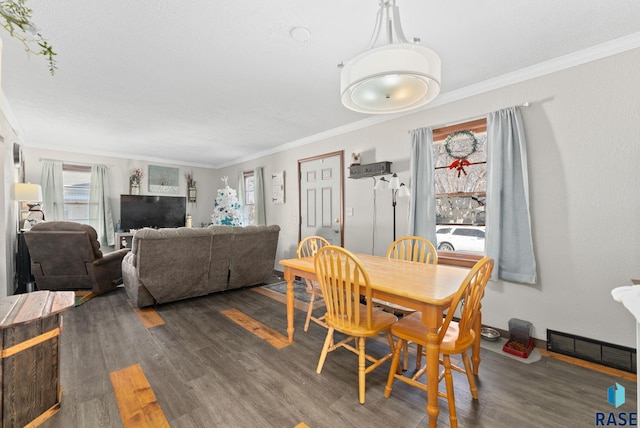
373, 236, 438, 369
314, 246, 398, 404
386, 236, 438, 265
384, 257, 494, 428
297, 236, 331, 331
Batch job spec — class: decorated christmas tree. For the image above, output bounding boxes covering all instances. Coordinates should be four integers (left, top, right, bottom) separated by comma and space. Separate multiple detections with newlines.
211, 176, 242, 226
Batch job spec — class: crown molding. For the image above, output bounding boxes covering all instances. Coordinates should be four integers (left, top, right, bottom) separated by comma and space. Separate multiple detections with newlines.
215, 32, 640, 169
7, 33, 639, 170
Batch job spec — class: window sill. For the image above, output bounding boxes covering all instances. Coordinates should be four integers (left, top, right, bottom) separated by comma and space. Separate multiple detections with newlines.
437, 251, 482, 268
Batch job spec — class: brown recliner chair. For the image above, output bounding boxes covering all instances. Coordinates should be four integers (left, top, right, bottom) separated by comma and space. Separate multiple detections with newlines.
23, 221, 130, 295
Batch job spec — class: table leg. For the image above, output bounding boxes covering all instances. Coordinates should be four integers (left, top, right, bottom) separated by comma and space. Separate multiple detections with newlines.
425, 327, 440, 427
284, 268, 295, 343
416, 309, 440, 428
472, 307, 482, 375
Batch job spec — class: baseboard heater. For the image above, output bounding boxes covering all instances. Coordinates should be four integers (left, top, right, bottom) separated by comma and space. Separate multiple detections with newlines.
547, 329, 636, 373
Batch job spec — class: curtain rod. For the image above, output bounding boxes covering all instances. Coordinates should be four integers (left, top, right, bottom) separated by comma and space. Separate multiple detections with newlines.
408, 102, 530, 134
39, 158, 112, 167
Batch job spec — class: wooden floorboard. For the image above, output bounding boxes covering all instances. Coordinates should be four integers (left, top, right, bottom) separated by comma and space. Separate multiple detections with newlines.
110, 364, 170, 428
221, 308, 290, 349
38, 285, 637, 428
127, 301, 166, 328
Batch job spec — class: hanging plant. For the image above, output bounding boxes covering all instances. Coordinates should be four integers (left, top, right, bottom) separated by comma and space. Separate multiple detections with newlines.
444, 130, 478, 176
1, 0, 57, 74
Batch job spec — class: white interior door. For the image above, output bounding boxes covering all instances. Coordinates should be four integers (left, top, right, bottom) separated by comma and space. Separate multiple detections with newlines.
299, 152, 343, 245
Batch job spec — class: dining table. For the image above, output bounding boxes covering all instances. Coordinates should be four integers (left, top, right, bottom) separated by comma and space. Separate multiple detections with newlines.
279, 253, 477, 428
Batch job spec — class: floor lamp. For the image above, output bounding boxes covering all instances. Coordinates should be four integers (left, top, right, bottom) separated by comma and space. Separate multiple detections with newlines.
375, 173, 410, 241
14, 183, 43, 230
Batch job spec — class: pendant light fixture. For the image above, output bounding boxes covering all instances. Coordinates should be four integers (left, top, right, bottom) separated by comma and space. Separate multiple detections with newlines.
340, 0, 441, 114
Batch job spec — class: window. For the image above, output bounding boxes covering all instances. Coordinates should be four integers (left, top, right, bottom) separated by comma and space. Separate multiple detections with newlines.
433, 119, 487, 259
62, 164, 91, 224
242, 171, 255, 225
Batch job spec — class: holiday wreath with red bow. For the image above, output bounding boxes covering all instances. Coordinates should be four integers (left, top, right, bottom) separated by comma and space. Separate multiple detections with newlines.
444, 130, 478, 177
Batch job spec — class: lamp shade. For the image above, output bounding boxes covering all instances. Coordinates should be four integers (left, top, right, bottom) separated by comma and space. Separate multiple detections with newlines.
389, 173, 401, 190
397, 184, 411, 198
341, 43, 441, 114
374, 177, 389, 190
14, 183, 43, 202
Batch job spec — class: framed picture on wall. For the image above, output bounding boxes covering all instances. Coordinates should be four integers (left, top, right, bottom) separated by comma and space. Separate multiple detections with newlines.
272, 171, 285, 204
148, 165, 179, 194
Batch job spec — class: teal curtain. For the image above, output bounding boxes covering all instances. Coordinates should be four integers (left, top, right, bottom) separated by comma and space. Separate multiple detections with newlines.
486, 107, 537, 283
408, 127, 437, 245
254, 167, 266, 225
89, 165, 115, 246
40, 160, 64, 221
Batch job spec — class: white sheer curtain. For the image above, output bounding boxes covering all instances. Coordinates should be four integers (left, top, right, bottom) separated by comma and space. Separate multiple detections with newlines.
89, 165, 115, 246
236, 171, 246, 224
40, 160, 64, 221
486, 107, 537, 283
407, 127, 437, 245
254, 167, 266, 225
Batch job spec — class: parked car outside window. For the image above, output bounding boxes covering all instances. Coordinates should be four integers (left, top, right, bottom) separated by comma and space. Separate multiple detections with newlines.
436, 225, 485, 254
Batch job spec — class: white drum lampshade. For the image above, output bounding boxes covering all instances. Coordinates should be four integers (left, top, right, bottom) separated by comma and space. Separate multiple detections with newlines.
341, 43, 441, 114
14, 183, 43, 203
340, 0, 441, 114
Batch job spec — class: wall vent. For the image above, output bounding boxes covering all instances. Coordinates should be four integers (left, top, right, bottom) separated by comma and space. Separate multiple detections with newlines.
547, 329, 636, 373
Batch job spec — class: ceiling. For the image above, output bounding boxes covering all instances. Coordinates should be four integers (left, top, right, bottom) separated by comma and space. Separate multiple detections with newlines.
2, 0, 639, 168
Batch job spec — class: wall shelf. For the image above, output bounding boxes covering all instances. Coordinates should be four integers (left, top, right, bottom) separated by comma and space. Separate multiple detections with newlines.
348, 161, 392, 179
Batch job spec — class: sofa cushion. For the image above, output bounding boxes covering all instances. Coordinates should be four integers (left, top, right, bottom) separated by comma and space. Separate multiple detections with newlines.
132, 227, 215, 303
205, 225, 234, 292
228, 225, 280, 289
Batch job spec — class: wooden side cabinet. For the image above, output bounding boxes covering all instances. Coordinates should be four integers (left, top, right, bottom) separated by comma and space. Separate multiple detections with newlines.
0, 291, 74, 427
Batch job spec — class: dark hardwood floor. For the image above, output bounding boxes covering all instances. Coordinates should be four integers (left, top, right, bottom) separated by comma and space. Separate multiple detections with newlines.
40, 285, 636, 428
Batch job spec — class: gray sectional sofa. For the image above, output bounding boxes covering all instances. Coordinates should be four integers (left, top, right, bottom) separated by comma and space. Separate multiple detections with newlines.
122, 224, 280, 308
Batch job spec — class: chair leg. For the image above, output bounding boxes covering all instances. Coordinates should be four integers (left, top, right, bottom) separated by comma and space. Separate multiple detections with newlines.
316, 327, 334, 374
461, 351, 478, 399
442, 355, 458, 428
384, 338, 404, 398
304, 292, 316, 332
358, 337, 366, 404
415, 344, 424, 371
402, 341, 409, 371
387, 331, 402, 375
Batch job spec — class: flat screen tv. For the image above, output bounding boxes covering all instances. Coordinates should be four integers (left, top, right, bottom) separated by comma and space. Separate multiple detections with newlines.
120, 195, 186, 231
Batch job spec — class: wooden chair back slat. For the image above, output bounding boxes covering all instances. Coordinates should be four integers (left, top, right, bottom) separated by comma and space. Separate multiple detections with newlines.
296, 236, 331, 331
440, 257, 494, 345
386, 236, 438, 265
314, 246, 372, 330
297, 236, 330, 258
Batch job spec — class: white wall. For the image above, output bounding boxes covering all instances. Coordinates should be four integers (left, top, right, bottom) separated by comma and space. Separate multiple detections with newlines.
0, 36, 20, 296
1, 111, 23, 296
213, 48, 640, 348
20, 148, 218, 237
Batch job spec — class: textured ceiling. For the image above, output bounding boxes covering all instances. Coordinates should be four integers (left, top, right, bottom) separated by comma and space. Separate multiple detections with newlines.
1, 0, 639, 168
